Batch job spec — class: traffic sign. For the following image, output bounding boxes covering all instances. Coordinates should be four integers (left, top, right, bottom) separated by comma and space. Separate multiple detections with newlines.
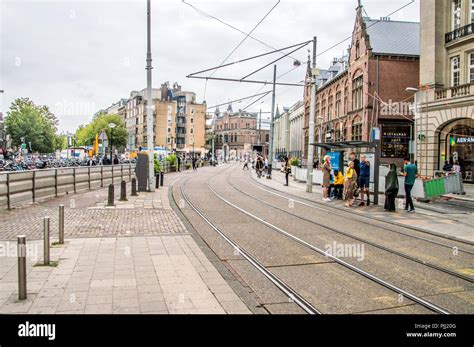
99, 130, 108, 141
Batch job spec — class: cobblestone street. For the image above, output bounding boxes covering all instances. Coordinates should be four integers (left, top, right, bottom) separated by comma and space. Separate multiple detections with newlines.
0, 174, 251, 314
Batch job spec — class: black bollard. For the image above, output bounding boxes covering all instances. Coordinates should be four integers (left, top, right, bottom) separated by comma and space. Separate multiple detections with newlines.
160, 171, 164, 187
120, 181, 127, 201
155, 173, 160, 189
108, 184, 115, 206
131, 178, 138, 196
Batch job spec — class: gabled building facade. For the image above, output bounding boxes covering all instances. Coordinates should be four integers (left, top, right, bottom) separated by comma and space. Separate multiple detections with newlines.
303, 3, 420, 168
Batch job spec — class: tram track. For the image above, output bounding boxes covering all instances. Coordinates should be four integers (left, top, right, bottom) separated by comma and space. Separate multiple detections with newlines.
224, 172, 474, 283
173, 164, 457, 314
249, 170, 474, 252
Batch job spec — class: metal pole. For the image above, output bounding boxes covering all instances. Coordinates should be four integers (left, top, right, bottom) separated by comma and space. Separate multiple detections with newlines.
59, 204, 64, 244
110, 128, 113, 163
211, 135, 215, 163
146, 0, 155, 192
267, 65, 277, 179
306, 36, 317, 193
425, 88, 428, 177
43, 217, 50, 265
17, 235, 27, 300
258, 109, 262, 145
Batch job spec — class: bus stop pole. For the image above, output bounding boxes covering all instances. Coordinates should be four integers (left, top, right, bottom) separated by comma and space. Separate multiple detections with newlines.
373, 140, 381, 205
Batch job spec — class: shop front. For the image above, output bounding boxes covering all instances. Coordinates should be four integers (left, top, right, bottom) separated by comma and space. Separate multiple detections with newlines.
380, 122, 412, 167
438, 118, 474, 183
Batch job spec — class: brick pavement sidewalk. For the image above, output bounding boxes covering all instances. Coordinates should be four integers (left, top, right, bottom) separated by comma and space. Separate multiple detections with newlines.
251, 169, 474, 243
0, 173, 251, 314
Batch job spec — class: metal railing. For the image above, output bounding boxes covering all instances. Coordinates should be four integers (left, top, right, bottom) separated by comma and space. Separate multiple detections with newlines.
445, 23, 474, 44
0, 164, 135, 210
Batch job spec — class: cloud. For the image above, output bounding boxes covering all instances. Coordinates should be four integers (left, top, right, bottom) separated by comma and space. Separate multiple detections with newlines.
0, 0, 419, 132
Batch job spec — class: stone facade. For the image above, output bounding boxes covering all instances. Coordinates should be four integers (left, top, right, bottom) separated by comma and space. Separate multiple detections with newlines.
418, 0, 474, 182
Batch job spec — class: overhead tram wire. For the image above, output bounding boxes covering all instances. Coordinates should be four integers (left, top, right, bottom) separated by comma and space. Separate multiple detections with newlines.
208, 0, 281, 78
207, 90, 272, 110
200, 0, 280, 100
239, 0, 416, 111
181, 0, 299, 63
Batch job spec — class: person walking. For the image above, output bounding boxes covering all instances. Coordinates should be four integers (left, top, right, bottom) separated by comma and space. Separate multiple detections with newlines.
344, 161, 358, 208
321, 155, 332, 202
113, 154, 119, 165
384, 163, 399, 212
283, 156, 291, 186
177, 155, 181, 172
402, 158, 418, 213
192, 156, 197, 171
358, 154, 371, 206
263, 157, 269, 177
243, 158, 249, 170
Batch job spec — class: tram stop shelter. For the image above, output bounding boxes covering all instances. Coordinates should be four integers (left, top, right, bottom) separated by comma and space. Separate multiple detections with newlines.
310, 140, 382, 205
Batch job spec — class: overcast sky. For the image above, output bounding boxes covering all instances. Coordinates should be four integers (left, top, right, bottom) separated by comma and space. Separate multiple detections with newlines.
0, 0, 419, 133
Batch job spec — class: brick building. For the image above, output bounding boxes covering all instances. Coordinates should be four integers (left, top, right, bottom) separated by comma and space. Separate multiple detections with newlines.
213, 105, 269, 160
303, 3, 420, 168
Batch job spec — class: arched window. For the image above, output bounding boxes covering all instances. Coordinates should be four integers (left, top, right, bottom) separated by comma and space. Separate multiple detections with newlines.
355, 40, 360, 59
351, 117, 363, 141
352, 75, 364, 111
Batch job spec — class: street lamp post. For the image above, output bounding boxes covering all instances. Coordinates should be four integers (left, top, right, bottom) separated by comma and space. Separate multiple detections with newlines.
406, 87, 420, 167
145, 0, 155, 192
109, 123, 116, 163
306, 36, 318, 193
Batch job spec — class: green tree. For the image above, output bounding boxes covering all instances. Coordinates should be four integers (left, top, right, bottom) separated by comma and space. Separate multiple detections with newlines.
5, 98, 58, 153
75, 113, 127, 149
54, 134, 68, 150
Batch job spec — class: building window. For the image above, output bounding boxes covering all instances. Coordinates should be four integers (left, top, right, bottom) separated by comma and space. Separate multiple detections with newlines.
321, 99, 326, 122
469, 53, 474, 83
451, 56, 460, 86
352, 119, 362, 141
328, 95, 334, 120
471, 0, 474, 23
352, 75, 363, 111
452, 0, 462, 30
355, 41, 360, 59
344, 86, 349, 114
335, 91, 341, 117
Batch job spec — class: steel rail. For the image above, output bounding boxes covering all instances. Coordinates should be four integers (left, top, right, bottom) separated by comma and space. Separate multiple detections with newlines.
249, 173, 474, 252
176, 171, 321, 314
206, 174, 450, 314
225, 173, 474, 283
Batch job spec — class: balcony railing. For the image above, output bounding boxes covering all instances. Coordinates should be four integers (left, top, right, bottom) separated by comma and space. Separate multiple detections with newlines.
445, 23, 474, 44
435, 83, 473, 101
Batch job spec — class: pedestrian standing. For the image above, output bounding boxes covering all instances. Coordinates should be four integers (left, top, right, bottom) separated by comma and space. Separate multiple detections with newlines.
384, 163, 399, 212
344, 161, 358, 208
452, 161, 461, 173
283, 156, 290, 186
113, 154, 119, 165
402, 158, 418, 213
264, 157, 269, 177
358, 154, 371, 206
177, 155, 181, 172
321, 155, 332, 202
255, 156, 263, 178
333, 170, 344, 200
192, 156, 197, 171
